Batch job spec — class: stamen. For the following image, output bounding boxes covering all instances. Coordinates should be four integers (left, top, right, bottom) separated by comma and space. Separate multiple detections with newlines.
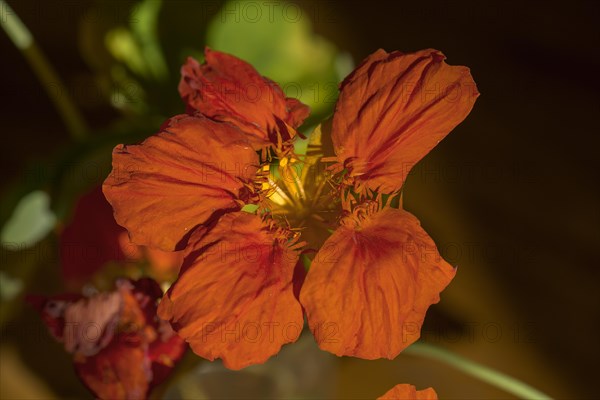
267, 177, 294, 206
340, 200, 380, 229
285, 162, 306, 201
261, 215, 307, 251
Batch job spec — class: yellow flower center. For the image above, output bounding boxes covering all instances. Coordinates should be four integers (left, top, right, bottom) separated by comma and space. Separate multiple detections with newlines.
257, 157, 341, 252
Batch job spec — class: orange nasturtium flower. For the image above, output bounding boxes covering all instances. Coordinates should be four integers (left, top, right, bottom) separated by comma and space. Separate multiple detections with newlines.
377, 384, 438, 400
103, 48, 478, 369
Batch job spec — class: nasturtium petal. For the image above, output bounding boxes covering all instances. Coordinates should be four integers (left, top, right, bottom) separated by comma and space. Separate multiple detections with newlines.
179, 48, 310, 148
332, 48, 479, 193
300, 208, 455, 359
284, 97, 311, 128
378, 384, 438, 400
157, 212, 303, 370
103, 114, 259, 251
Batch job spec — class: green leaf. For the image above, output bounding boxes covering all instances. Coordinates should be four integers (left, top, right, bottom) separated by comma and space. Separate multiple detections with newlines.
105, 27, 147, 78
103, 0, 168, 82
301, 253, 312, 270
79, 0, 174, 116
241, 204, 259, 213
130, 0, 168, 81
0, 191, 56, 249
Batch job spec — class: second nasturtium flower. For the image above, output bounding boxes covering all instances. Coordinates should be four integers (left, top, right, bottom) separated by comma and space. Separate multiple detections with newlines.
29, 278, 186, 399
104, 47, 478, 369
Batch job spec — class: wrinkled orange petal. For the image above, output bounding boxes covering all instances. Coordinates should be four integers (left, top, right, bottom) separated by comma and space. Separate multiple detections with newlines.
284, 97, 311, 128
179, 48, 310, 148
103, 114, 259, 251
300, 207, 455, 359
332, 49, 479, 193
378, 384, 438, 400
157, 212, 303, 370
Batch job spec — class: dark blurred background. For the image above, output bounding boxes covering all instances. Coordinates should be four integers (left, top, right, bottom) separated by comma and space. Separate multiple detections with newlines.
1, 1, 599, 399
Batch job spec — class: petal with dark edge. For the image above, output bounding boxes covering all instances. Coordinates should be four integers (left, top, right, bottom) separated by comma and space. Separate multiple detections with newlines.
179, 48, 310, 148
157, 212, 303, 370
378, 384, 438, 400
332, 49, 479, 193
103, 114, 259, 251
300, 208, 455, 359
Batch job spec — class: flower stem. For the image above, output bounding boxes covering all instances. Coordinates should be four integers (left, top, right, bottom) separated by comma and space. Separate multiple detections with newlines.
1, 0, 89, 140
405, 342, 553, 399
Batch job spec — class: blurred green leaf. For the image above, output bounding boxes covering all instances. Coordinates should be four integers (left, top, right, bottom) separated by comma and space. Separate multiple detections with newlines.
0, 191, 56, 249
131, 0, 168, 81
78, 0, 176, 116
0, 236, 58, 327
104, 0, 168, 82
106, 64, 148, 114
0, 271, 23, 301
105, 28, 147, 78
